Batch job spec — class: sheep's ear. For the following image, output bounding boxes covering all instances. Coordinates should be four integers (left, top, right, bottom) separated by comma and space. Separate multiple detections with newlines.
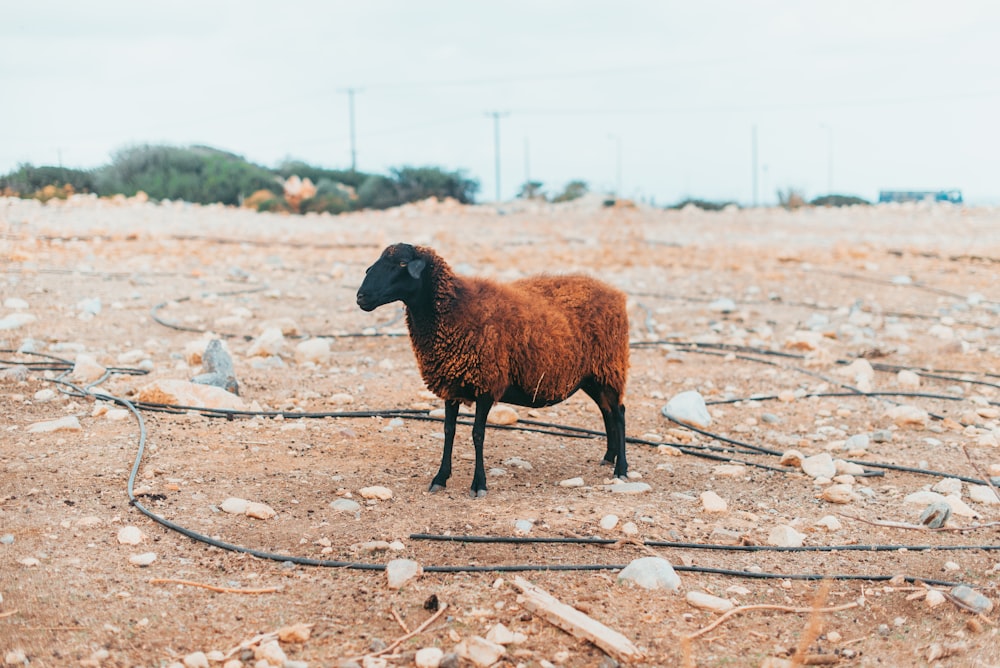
407, 258, 426, 279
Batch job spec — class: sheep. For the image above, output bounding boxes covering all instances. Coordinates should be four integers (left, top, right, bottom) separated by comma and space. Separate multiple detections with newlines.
356, 242, 630, 498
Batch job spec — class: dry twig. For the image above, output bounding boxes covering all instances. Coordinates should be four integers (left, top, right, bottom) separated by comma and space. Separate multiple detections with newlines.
685, 599, 863, 641
837, 512, 1000, 532
0, 610, 19, 619
350, 602, 449, 662
963, 445, 1000, 504
149, 578, 279, 594
389, 606, 411, 634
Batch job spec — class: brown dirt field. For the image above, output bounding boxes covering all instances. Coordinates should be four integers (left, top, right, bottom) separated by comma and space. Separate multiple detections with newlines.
2, 196, 999, 667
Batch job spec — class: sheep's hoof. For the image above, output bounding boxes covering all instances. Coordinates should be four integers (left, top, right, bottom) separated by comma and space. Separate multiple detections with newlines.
600, 458, 614, 467
470, 488, 488, 498
616, 474, 629, 482
428, 483, 447, 493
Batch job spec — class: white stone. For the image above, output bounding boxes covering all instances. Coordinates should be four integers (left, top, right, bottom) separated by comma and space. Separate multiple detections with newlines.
662, 390, 712, 428
19, 557, 40, 567
801, 452, 836, 479
903, 491, 977, 517
385, 558, 422, 589
33, 388, 56, 402
844, 434, 870, 451
686, 590, 735, 613
621, 521, 639, 536
247, 327, 286, 357
137, 379, 246, 411
295, 337, 331, 364
559, 477, 584, 488
605, 481, 651, 494
330, 498, 361, 513
254, 640, 287, 665
767, 525, 805, 547
599, 514, 619, 530
328, 392, 354, 405
245, 501, 276, 520
700, 490, 728, 513
27, 415, 82, 433
931, 478, 963, 496
487, 404, 519, 425
3, 297, 28, 309
712, 464, 745, 478
485, 622, 525, 645
815, 515, 842, 531
415, 647, 444, 668
514, 520, 534, 535
117, 526, 145, 545
709, 297, 736, 313
837, 359, 875, 385
129, 552, 157, 566
887, 404, 929, 428
71, 354, 107, 383
820, 484, 858, 504
897, 370, 921, 389
779, 450, 804, 467
503, 457, 532, 470
220, 497, 250, 514
105, 408, 130, 421
0, 312, 36, 330
182, 651, 209, 668
969, 485, 1000, 505
359, 486, 393, 500
617, 556, 681, 591
924, 589, 946, 608
834, 460, 865, 476
455, 636, 506, 667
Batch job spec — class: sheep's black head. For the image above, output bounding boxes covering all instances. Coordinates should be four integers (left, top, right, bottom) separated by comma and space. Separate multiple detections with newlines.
356, 243, 428, 312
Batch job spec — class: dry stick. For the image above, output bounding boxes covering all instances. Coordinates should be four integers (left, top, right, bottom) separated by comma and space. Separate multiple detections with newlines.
149, 578, 280, 595
389, 606, 411, 634
837, 512, 1000, 532
684, 600, 863, 641
963, 445, 1000, 504
0, 610, 19, 619
351, 602, 449, 662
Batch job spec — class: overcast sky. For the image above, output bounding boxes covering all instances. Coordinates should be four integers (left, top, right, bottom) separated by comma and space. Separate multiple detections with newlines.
3, 1, 998, 205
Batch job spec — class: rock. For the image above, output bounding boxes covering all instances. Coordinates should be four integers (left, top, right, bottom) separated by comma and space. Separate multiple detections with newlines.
617, 556, 681, 591
558, 477, 585, 488
295, 337, 331, 364
834, 460, 866, 476
487, 404, 519, 425
621, 521, 639, 536
220, 497, 250, 514
514, 520, 533, 535
801, 452, 836, 479
686, 591, 735, 613
968, 485, 1000, 505
604, 481, 651, 494
784, 330, 823, 351
779, 450, 804, 467
137, 379, 246, 410
950, 585, 994, 614
904, 491, 977, 517
844, 433, 870, 451
3, 297, 28, 309
837, 359, 875, 385
117, 526, 145, 545
767, 525, 805, 547
815, 515, 842, 531
245, 501, 276, 520
600, 514, 619, 530
191, 339, 239, 395
887, 404, 929, 428
712, 464, 745, 477
386, 558, 422, 589
485, 622, 525, 645
359, 486, 393, 500
77, 297, 102, 316
33, 388, 56, 402
182, 651, 209, 668
454, 636, 505, 667
709, 527, 742, 545
662, 390, 712, 428
415, 647, 445, 668
247, 327, 286, 357
700, 490, 728, 513
932, 478, 963, 495
27, 415, 82, 433
105, 408, 130, 421
328, 392, 354, 405
897, 370, 921, 389
502, 457, 532, 470
924, 589, 946, 608
709, 297, 736, 313
3, 650, 28, 665
254, 640, 287, 665
129, 552, 157, 566
0, 312, 36, 330
19, 557, 40, 567
70, 353, 107, 383
919, 501, 952, 529
820, 484, 858, 504
331, 498, 361, 513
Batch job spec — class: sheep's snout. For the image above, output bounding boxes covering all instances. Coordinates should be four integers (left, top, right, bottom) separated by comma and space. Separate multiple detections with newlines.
356, 289, 378, 312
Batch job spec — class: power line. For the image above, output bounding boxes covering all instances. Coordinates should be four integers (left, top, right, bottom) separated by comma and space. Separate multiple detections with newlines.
486, 111, 510, 202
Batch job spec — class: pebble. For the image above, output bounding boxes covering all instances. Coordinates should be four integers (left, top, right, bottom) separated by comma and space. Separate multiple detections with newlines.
604, 481, 651, 494
454, 636, 505, 667
710, 527, 742, 545
0, 534, 13, 545
767, 525, 805, 548
19, 557, 40, 567
943, 561, 961, 571
815, 515, 842, 531
117, 526, 145, 545
0, 312, 37, 329
245, 501, 276, 520
27, 415, 82, 433
950, 585, 994, 614
968, 485, 1000, 505
105, 408, 130, 421
3, 297, 28, 309
33, 388, 56, 402
712, 464, 745, 478
686, 591, 735, 613
129, 552, 157, 566
220, 497, 250, 514
415, 647, 444, 668
779, 449, 803, 467
485, 622, 526, 645
359, 486, 393, 500
599, 514, 619, 530
617, 556, 681, 591
924, 589, 946, 607
932, 478, 963, 495
385, 558, 422, 589
871, 429, 893, 443
254, 640, 287, 665
920, 501, 952, 528
295, 337, 331, 364
559, 477, 584, 488
801, 452, 836, 479
331, 498, 361, 513
897, 370, 922, 389
662, 390, 712, 428
834, 460, 865, 476
502, 457, 532, 470
182, 651, 209, 668
138, 379, 247, 410
888, 404, 929, 428
709, 297, 736, 313
4, 651, 27, 665
514, 520, 534, 535
328, 392, 355, 405
844, 433, 870, 451
621, 521, 639, 536
820, 484, 858, 504
700, 490, 728, 513
904, 491, 977, 517
487, 405, 519, 425
71, 354, 107, 383
247, 327, 286, 357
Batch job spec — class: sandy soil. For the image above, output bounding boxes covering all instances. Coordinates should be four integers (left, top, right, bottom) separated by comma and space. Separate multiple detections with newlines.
2, 195, 1000, 667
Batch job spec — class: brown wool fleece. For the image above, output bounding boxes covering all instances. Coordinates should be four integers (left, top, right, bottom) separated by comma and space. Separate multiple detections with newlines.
404, 245, 629, 404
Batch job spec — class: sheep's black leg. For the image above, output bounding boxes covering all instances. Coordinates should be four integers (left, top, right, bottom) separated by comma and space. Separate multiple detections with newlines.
584, 382, 629, 480
611, 404, 628, 479
469, 394, 493, 498
429, 399, 459, 492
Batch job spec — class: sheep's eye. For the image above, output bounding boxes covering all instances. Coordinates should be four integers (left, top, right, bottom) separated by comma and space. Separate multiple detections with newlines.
399, 261, 408, 268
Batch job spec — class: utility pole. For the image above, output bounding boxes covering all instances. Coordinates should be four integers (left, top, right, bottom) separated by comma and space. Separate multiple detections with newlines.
751, 124, 758, 207
608, 134, 622, 197
339, 87, 364, 172
486, 111, 509, 202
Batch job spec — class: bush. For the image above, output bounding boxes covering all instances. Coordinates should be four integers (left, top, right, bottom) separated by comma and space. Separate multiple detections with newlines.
300, 179, 355, 214
276, 160, 369, 191
810, 194, 870, 207
551, 180, 588, 203
669, 198, 737, 211
0, 164, 98, 197
94, 145, 281, 205
357, 166, 479, 210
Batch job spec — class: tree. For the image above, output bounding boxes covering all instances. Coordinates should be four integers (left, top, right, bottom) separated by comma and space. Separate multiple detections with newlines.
552, 180, 589, 203
517, 181, 545, 200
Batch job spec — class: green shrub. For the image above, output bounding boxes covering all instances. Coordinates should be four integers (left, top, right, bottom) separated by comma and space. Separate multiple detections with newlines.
551, 180, 588, 203
0, 164, 98, 196
810, 194, 870, 207
300, 179, 355, 214
669, 198, 737, 211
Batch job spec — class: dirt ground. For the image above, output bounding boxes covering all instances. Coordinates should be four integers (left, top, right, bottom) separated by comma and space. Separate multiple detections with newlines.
2, 195, 999, 667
